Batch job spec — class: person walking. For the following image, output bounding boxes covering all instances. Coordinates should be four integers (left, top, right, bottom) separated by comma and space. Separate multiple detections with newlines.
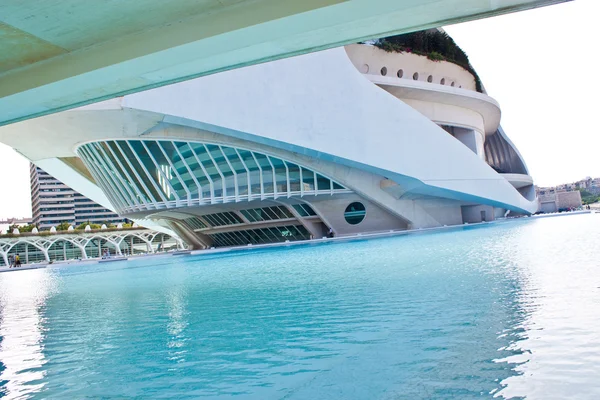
8, 255, 14, 268
15, 254, 21, 267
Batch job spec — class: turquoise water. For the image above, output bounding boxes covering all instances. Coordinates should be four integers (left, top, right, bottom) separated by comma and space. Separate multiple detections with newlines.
1, 214, 599, 399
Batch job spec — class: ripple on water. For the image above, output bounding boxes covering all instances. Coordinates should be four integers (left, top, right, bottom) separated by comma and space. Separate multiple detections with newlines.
0, 214, 599, 399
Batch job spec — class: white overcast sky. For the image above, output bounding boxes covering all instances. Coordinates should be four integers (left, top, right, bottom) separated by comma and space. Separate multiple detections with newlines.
0, 0, 596, 219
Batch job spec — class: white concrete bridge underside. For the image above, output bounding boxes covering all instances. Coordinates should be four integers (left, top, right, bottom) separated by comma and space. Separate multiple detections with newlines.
0, 0, 568, 126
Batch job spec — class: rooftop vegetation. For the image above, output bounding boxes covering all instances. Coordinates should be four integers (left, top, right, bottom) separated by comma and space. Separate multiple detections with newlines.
1, 222, 141, 238
373, 29, 483, 93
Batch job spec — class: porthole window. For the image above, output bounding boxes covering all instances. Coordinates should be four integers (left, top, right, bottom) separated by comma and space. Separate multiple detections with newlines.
397, 69, 404, 78
440, 78, 446, 85
459, 85, 462, 88
427, 75, 433, 83
360, 64, 369, 73
344, 202, 366, 225
380, 66, 387, 76
451, 81, 455, 87
413, 72, 419, 80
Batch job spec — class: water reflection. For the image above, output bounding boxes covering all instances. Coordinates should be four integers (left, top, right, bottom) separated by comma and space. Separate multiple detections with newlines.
495, 215, 600, 399
0, 270, 56, 399
0, 215, 598, 399
165, 268, 190, 365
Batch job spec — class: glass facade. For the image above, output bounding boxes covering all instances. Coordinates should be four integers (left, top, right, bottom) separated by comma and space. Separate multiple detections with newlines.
208, 225, 310, 247
77, 140, 350, 215
292, 203, 317, 217
240, 206, 294, 223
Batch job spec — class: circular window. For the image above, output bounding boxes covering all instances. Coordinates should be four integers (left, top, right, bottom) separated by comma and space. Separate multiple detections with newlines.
440, 78, 445, 85
413, 72, 419, 80
360, 64, 369, 73
451, 81, 455, 87
344, 202, 366, 225
380, 66, 387, 76
427, 75, 433, 83
397, 69, 404, 78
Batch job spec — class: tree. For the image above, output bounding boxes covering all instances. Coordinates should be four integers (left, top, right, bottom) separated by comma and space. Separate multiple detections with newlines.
579, 189, 599, 205
76, 222, 102, 230
56, 221, 72, 231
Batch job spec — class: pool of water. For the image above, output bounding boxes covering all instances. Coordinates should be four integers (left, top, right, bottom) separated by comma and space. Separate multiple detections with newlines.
1, 214, 599, 399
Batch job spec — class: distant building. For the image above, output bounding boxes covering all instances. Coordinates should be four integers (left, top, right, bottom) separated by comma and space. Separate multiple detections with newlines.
538, 189, 582, 213
30, 163, 127, 230
589, 178, 600, 195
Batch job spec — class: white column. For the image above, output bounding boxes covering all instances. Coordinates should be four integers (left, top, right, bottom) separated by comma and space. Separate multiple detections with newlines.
453, 128, 485, 159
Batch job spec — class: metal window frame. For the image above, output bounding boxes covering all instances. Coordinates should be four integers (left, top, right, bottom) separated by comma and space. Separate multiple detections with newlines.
203, 144, 228, 200
113, 141, 160, 206
78, 146, 124, 212
104, 142, 145, 209
171, 141, 203, 202
81, 145, 127, 211
86, 144, 131, 210
140, 141, 181, 204
126, 141, 170, 204
218, 145, 239, 201
156, 141, 191, 205
188, 143, 215, 203
95, 143, 141, 211
234, 148, 251, 201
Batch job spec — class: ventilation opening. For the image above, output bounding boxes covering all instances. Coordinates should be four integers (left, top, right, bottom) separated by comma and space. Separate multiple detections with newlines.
380, 67, 387, 76
413, 72, 419, 80
397, 69, 403, 78
427, 75, 433, 83
440, 78, 445, 85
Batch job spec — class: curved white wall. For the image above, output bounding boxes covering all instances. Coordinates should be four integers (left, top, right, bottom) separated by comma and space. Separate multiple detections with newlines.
345, 44, 477, 91
121, 47, 536, 214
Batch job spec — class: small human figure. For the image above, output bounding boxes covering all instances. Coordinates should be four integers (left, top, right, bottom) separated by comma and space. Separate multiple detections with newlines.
8, 255, 14, 268
328, 227, 334, 238
15, 254, 21, 267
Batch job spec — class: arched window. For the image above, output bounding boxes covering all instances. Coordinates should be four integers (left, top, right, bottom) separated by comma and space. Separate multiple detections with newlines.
451, 81, 455, 87
380, 67, 387, 76
427, 75, 433, 83
413, 72, 419, 80
397, 69, 404, 78
440, 78, 446, 85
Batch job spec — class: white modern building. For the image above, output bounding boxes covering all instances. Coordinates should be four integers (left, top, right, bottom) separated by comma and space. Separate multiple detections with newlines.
0, 32, 538, 249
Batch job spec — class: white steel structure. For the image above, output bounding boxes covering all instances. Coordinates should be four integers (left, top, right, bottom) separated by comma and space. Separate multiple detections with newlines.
0, 37, 539, 249
0, 230, 184, 266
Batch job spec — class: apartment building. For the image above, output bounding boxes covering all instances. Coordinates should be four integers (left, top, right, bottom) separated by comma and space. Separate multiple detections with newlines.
30, 163, 127, 230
